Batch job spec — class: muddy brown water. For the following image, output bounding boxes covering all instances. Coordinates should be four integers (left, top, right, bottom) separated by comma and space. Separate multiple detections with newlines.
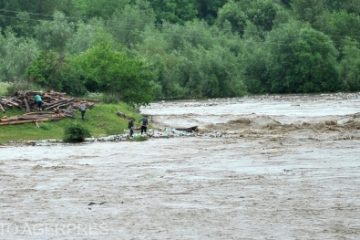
0, 93, 360, 239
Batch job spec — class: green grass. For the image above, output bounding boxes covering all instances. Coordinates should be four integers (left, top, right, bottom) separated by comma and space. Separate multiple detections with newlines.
0, 82, 10, 96
0, 103, 141, 144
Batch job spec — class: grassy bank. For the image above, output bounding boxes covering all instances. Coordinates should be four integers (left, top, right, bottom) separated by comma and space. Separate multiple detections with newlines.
0, 103, 140, 144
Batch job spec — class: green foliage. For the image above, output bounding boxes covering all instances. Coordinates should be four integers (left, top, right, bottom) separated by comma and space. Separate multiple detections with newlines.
0, 0, 359, 98
217, 0, 279, 35
63, 123, 91, 143
315, 11, 360, 48
324, 0, 360, 14
150, 0, 198, 23
196, 0, 228, 23
137, 20, 246, 99
217, 1, 247, 35
27, 51, 64, 90
0, 82, 10, 96
107, 3, 155, 48
65, 19, 109, 55
339, 39, 360, 91
0, 30, 40, 82
5, 81, 39, 96
73, 43, 155, 105
266, 21, 341, 93
291, 0, 325, 23
34, 11, 74, 52
242, 40, 270, 94
27, 51, 87, 96
74, 0, 129, 19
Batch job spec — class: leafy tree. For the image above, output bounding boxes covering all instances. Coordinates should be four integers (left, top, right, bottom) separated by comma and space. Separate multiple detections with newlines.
315, 11, 360, 49
65, 19, 110, 55
266, 21, 341, 93
241, 40, 270, 94
34, 11, 74, 52
291, 0, 325, 23
0, 0, 76, 34
244, 0, 278, 31
73, 43, 155, 105
180, 45, 247, 98
149, 0, 198, 24
280, 0, 292, 7
107, 2, 155, 48
196, 0, 227, 23
324, 0, 360, 14
217, 0, 279, 35
27, 51, 64, 90
217, 1, 247, 35
73, 0, 130, 19
0, 30, 39, 82
137, 21, 246, 99
27, 50, 88, 95
339, 38, 360, 91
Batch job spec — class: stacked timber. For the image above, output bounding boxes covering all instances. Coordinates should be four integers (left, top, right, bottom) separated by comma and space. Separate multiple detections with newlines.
0, 90, 95, 125
0, 112, 71, 126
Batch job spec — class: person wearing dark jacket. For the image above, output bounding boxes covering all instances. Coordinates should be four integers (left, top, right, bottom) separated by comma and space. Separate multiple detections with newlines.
128, 118, 134, 137
79, 103, 87, 120
140, 116, 148, 135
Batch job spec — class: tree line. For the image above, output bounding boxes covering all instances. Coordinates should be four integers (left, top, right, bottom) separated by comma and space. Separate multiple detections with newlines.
0, 0, 360, 105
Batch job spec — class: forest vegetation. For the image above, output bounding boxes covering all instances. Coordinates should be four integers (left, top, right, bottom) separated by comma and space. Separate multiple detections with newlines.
1, 0, 360, 104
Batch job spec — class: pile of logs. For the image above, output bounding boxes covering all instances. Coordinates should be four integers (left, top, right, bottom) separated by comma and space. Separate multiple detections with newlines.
0, 112, 72, 126
0, 90, 95, 125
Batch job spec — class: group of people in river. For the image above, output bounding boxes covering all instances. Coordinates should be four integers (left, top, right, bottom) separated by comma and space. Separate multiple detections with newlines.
128, 116, 149, 137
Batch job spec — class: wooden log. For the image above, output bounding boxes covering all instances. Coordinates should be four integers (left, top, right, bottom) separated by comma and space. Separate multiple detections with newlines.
0, 115, 65, 126
0, 116, 20, 122
2, 99, 20, 107
47, 102, 72, 110
0, 103, 5, 112
23, 98, 31, 112
175, 126, 198, 132
44, 99, 74, 110
0, 118, 50, 126
24, 111, 55, 115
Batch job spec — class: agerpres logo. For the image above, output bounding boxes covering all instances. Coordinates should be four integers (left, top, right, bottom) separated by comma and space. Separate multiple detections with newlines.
0, 222, 110, 237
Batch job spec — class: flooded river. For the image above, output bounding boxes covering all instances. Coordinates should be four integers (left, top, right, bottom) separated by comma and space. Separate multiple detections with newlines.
1, 93, 360, 239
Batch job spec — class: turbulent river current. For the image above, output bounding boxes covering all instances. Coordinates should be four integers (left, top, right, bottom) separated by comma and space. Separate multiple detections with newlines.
0, 93, 360, 239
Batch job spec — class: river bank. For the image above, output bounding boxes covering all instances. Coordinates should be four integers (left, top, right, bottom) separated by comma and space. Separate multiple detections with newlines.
0, 103, 140, 144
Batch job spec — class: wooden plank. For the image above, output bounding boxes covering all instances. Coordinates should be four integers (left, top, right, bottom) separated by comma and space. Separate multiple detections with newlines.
0, 103, 5, 112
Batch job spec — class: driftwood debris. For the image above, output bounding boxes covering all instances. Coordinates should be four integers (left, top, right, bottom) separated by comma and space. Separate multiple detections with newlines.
175, 126, 198, 132
0, 90, 95, 126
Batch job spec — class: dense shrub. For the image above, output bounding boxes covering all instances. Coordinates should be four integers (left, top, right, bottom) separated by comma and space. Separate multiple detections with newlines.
63, 123, 91, 143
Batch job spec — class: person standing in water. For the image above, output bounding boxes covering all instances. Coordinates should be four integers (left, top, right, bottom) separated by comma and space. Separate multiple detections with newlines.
128, 118, 135, 137
140, 116, 148, 135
